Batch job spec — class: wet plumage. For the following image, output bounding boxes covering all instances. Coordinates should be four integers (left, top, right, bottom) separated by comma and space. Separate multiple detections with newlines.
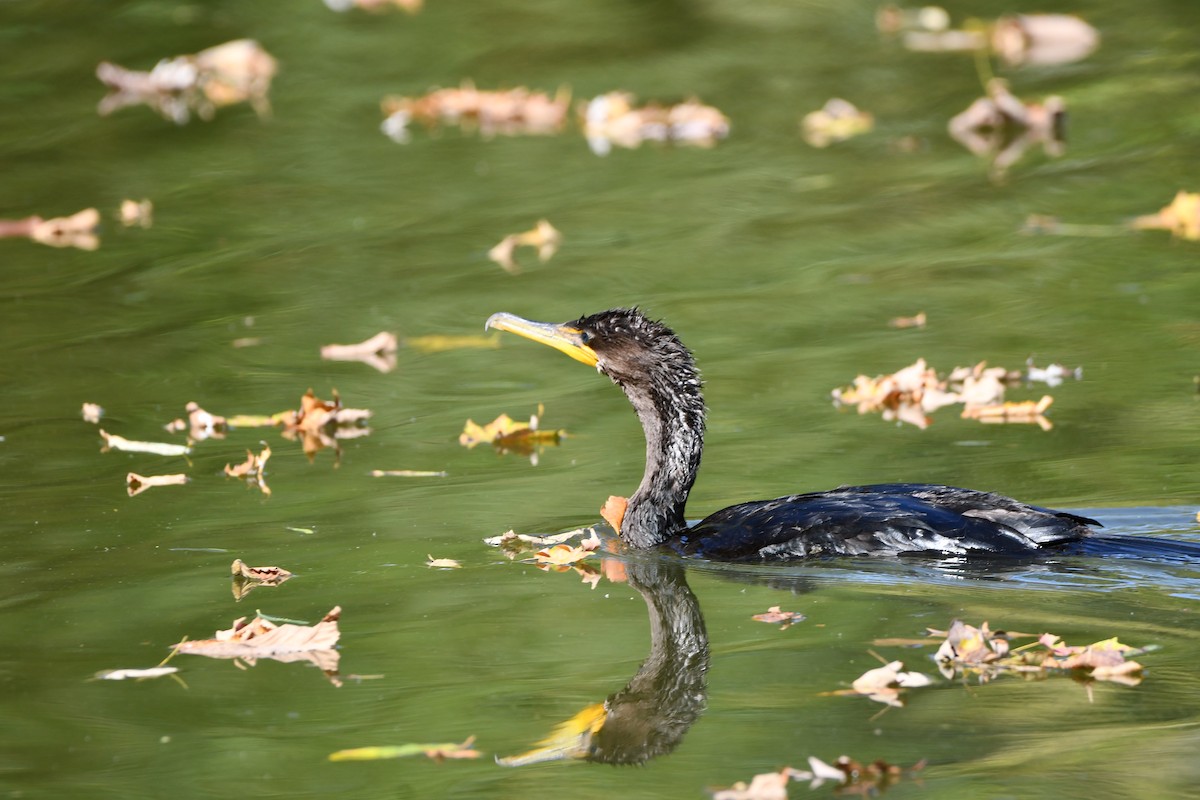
487, 308, 1106, 561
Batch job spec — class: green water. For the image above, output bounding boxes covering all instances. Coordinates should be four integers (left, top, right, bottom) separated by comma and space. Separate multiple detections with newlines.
3, 1, 1200, 797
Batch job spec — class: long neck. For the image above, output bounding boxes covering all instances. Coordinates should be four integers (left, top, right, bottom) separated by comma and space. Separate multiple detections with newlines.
618, 362, 705, 548
587, 560, 708, 764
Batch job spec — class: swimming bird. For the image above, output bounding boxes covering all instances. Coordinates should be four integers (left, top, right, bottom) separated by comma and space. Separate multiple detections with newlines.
485, 308, 1184, 562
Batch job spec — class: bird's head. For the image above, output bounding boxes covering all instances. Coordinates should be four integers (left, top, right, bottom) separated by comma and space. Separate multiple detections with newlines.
485, 308, 697, 391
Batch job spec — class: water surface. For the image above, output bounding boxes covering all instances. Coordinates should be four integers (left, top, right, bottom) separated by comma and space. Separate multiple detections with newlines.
2, 1, 1199, 797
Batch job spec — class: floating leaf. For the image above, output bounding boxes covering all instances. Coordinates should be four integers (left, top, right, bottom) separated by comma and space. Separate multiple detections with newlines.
488, 219, 562, 274
165, 401, 228, 440
117, 198, 153, 228
459, 406, 563, 463
0, 208, 100, 250
278, 389, 372, 461
175, 606, 343, 685
404, 334, 499, 353
582, 92, 729, 156
97, 39, 277, 124
126, 472, 189, 497
801, 98, 873, 148
381, 81, 570, 144
370, 469, 447, 477
231, 558, 292, 583
330, 736, 480, 763
888, 311, 926, 329
948, 78, 1065, 177
426, 555, 462, 569
95, 666, 179, 681
534, 543, 596, 568
320, 331, 398, 373
1133, 191, 1200, 241
231, 558, 292, 600
752, 606, 807, 630
833, 358, 1056, 430
224, 445, 271, 495
930, 619, 1149, 687
600, 495, 627, 534
325, 0, 423, 15
101, 429, 191, 456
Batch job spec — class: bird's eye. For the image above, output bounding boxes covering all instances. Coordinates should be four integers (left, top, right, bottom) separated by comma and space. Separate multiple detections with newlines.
579, 331, 592, 345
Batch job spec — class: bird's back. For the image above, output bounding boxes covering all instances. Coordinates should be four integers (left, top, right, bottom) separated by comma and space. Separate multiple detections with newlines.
672, 483, 1099, 561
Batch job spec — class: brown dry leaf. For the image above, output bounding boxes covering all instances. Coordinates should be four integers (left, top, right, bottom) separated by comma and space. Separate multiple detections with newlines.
948, 78, 1066, 177
231, 558, 292, 583
101, 429, 191, 456
931, 620, 1148, 687
97, 39, 277, 124
991, 13, 1100, 67
801, 98, 874, 148
224, 444, 272, 495
582, 91, 729, 156
488, 219, 561, 273
752, 605, 807, 630
849, 660, 932, 704
833, 358, 1055, 430
127, 472, 189, 497
962, 396, 1053, 430
0, 208, 101, 250
118, 199, 153, 228
426, 555, 462, 569
164, 401, 228, 440
320, 331, 398, 374
81, 402, 104, 424
175, 606, 343, 685
534, 543, 596, 569
1133, 191, 1200, 241
382, 81, 571, 144
600, 495, 628, 534
711, 768, 793, 800
230, 558, 292, 600
459, 406, 563, 463
280, 389, 372, 461
888, 311, 926, 329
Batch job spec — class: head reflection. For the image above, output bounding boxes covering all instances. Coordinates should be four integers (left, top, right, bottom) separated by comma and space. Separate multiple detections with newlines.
497, 558, 708, 766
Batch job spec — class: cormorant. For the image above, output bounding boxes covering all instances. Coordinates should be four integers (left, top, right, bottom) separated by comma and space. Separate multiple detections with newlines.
485, 308, 1188, 562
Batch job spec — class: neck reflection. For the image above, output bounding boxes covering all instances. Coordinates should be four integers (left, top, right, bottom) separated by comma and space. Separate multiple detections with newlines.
498, 558, 709, 766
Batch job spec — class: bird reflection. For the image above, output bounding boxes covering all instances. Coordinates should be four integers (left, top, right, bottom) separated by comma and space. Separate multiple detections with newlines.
497, 557, 708, 766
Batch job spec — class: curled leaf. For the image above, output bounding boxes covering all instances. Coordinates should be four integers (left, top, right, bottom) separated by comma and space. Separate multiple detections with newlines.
127, 472, 189, 497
